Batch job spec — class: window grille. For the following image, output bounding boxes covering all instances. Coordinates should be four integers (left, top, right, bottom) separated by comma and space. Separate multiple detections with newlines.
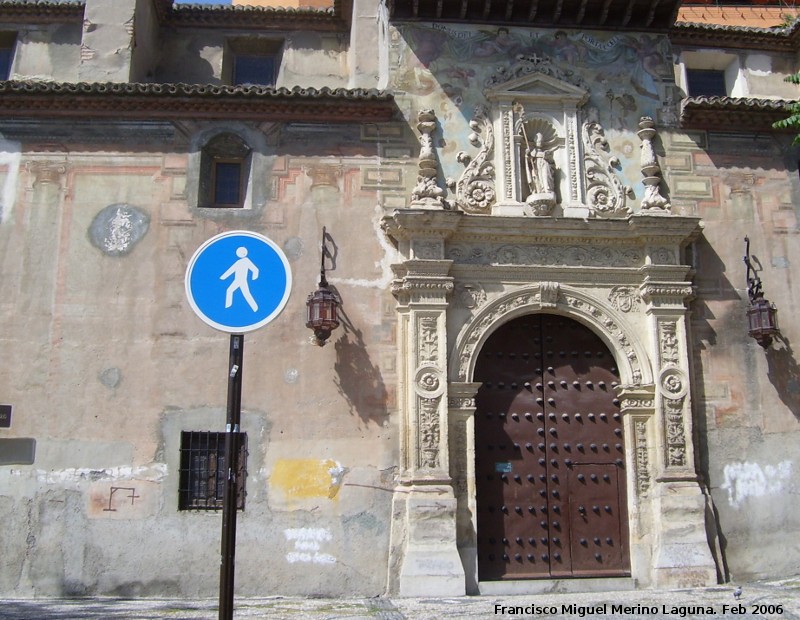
178, 431, 247, 511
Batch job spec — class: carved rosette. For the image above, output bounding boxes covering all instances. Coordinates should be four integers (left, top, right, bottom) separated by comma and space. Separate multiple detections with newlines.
582, 120, 633, 218
454, 286, 643, 386
449, 105, 496, 214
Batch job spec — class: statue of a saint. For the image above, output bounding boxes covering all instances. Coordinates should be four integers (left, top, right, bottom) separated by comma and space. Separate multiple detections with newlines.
525, 132, 555, 195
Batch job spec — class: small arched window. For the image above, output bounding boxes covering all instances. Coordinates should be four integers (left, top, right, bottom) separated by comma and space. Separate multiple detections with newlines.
199, 133, 252, 208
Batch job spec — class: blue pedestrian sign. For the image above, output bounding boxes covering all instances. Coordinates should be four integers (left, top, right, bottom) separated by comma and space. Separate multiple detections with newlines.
185, 231, 292, 334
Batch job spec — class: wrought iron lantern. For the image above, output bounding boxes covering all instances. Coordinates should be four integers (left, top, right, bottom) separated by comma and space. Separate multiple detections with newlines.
306, 227, 340, 346
743, 236, 779, 348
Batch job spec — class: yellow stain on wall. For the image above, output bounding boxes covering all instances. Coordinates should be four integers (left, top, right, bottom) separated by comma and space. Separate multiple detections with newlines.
271, 459, 343, 500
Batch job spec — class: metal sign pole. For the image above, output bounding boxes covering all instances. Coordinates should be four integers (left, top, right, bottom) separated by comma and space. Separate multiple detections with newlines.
219, 333, 243, 620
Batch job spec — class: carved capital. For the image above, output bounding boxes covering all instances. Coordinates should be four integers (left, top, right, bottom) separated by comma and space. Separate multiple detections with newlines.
639, 281, 694, 306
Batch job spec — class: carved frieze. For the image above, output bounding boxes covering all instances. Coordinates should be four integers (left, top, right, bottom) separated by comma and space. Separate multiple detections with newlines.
418, 397, 441, 469
663, 396, 686, 468
635, 419, 650, 495
658, 321, 679, 366
418, 316, 439, 362
484, 53, 589, 91
446, 243, 643, 267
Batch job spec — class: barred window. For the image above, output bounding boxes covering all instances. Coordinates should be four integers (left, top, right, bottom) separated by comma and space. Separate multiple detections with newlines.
178, 431, 247, 511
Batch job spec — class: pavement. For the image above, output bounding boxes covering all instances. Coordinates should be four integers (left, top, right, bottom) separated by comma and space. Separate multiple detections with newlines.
0, 578, 798, 620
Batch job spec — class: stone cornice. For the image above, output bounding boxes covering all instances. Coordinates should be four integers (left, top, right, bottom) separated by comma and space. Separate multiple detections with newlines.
383, 210, 703, 248
0, 81, 396, 123
382, 210, 463, 242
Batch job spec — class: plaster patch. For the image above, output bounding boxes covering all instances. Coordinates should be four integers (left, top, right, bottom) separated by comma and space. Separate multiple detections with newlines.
328, 204, 397, 289
720, 460, 793, 509
0, 142, 21, 223
36, 463, 167, 486
271, 458, 345, 501
284, 528, 336, 565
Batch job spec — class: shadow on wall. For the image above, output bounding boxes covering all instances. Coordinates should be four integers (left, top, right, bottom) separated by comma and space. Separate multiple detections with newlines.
333, 301, 389, 426
766, 335, 800, 421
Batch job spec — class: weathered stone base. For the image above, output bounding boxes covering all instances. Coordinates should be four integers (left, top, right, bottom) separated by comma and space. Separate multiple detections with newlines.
651, 481, 719, 588
390, 484, 466, 597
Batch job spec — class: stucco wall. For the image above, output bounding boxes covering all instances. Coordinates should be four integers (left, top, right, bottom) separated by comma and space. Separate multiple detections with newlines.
155, 31, 349, 88
672, 130, 800, 581
0, 119, 407, 596
10, 23, 81, 82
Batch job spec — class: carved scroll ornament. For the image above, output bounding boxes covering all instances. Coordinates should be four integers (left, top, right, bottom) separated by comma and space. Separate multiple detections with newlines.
448, 105, 496, 214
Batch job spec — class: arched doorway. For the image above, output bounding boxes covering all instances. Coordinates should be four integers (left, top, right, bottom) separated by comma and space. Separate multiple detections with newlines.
474, 313, 630, 580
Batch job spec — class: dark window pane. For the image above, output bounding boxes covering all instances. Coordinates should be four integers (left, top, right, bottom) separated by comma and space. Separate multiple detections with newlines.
0, 48, 11, 80
234, 54, 275, 86
214, 161, 242, 206
686, 69, 727, 97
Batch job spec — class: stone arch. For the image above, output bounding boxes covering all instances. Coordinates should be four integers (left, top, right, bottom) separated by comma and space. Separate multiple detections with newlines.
449, 282, 652, 388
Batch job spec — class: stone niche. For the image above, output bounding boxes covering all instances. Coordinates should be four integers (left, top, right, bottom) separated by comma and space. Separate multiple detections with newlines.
449, 54, 639, 220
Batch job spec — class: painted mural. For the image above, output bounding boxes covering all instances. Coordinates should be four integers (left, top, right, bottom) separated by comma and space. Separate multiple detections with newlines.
391, 24, 677, 206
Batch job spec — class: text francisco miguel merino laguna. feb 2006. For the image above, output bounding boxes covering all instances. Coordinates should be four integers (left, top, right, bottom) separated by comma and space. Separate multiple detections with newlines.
492, 603, 772, 617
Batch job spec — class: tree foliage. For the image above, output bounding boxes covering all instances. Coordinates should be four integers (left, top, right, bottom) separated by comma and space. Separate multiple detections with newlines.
772, 71, 800, 145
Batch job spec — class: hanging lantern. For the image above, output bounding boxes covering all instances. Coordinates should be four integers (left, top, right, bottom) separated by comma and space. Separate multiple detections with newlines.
743, 236, 780, 348
306, 227, 340, 346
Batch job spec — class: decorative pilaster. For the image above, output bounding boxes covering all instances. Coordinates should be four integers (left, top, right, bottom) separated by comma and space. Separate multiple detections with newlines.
386, 230, 465, 594
640, 279, 718, 588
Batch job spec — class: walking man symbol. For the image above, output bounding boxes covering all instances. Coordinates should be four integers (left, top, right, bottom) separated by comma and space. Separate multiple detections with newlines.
220, 247, 259, 312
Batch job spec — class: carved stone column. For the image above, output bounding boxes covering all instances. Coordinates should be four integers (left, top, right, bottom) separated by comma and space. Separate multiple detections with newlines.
640, 280, 718, 587
384, 211, 465, 595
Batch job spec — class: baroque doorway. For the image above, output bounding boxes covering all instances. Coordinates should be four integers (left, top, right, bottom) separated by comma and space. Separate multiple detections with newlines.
474, 314, 630, 580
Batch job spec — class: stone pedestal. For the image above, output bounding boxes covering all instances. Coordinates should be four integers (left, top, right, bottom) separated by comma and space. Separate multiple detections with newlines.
652, 481, 719, 588
394, 485, 465, 596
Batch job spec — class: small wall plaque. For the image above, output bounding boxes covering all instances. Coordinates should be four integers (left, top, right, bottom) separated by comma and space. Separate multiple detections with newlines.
495, 461, 513, 473
0, 405, 11, 429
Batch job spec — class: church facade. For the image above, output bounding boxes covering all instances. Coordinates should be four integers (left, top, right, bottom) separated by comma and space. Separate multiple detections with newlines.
0, 0, 798, 597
